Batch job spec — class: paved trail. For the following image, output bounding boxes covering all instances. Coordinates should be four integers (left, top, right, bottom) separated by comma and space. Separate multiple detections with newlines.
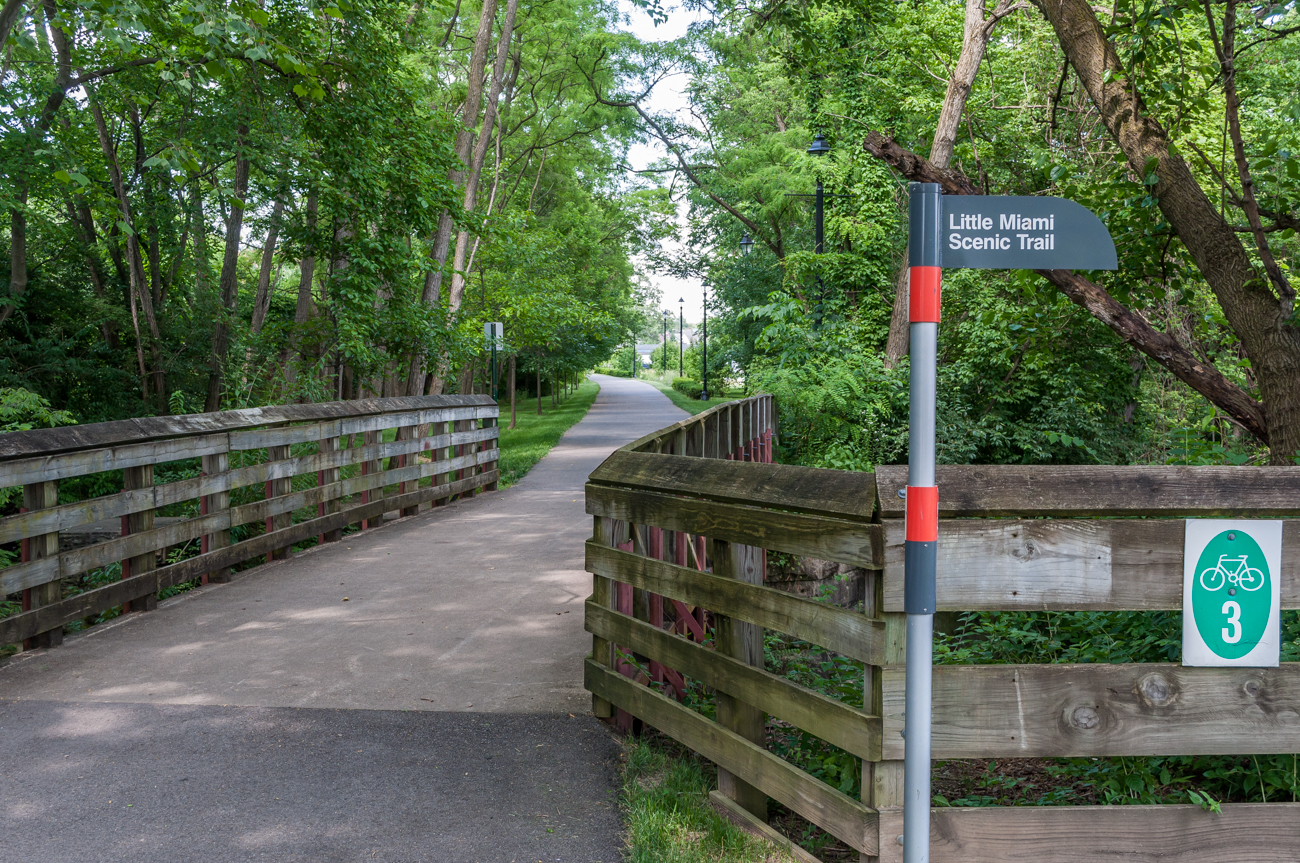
0, 375, 686, 863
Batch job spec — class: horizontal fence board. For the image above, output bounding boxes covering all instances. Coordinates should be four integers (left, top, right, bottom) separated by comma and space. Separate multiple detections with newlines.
585, 484, 881, 570
585, 601, 881, 760
881, 663, 1300, 759
585, 542, 884, 666
0, 470, 495, 645
875, 464, 1300, 517
0, 434, 231, 489
590, 450, 876, 522
585, 659, 877, 855
873, 803, 1300, 863
0, 395, 496, 462
619, 398, 748, 454
882, 519, 1300, 611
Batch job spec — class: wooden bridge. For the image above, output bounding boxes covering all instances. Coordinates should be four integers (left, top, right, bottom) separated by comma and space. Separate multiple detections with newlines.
583, 393, 1300, 862
0, 378, 687, 861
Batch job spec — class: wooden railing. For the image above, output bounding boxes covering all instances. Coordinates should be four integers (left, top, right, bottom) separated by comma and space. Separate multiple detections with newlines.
1, 395, 499, 650
584, 405, 1300, 862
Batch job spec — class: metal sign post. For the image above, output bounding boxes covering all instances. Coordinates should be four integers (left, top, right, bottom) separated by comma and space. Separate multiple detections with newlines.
485, 322, 503, 400
902, 184, 1116, 863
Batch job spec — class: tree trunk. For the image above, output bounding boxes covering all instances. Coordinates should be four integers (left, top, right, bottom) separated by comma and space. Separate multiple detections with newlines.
883, 0, 1025, 366
89, 93, 165, 407
405, 0, 502, 396
205, 127, 251, 412
536, 363, 542, 415
1036, 0, 1300, 461
250, 198, 285, 335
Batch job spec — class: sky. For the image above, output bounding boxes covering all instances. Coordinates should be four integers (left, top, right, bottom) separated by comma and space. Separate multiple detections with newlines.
615, 0, 710, 327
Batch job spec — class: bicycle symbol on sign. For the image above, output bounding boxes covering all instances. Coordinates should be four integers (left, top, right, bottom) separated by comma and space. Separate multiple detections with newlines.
1199, 554, 1266, 593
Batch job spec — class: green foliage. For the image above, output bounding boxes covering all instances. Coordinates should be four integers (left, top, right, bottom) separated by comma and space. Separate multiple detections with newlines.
671, 377, 703, 398
0, 386, 76, 432
620, 737, 783, 863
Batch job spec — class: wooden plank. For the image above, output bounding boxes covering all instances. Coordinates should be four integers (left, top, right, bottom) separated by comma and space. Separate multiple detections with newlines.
585, 542, 884, 665
873, 803, 1300, 863
883, 519, 1300, 611
875, 464, 1300, 517
0, 469, 496, 645
708, 790, 821, 863
0, 434, 230, 489
585, 659, 878, 855
120, 465, 158, 613
201, 452, 231, 583
881, 663, 1300, 760
591, 451, 876, 522
0, 394, 496, 462
21, 479, 61, 648
585, 601, 880, 760
712, 537, 770, 817
586, 484, 881, 570
227, 419, 340, 451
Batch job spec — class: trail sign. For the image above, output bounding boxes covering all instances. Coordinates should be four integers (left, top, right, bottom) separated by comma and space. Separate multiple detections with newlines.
941, 195, 1117, 270
901, 185, 1116, 863
1183, 520, 1281, 667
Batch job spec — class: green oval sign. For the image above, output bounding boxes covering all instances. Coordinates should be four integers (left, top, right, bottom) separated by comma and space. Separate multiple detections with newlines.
1191, 529, 1272, 659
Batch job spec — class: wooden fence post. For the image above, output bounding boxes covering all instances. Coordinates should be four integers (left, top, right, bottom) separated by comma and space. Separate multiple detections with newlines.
396, 425, 420, 516
122, 466, 157, 612
317, 434, 342, 543
865, 562, 907, 861
711, 536, 768, 820
360, 430, 379, 528
201, 453, 231, 583
433, 420, 451, 506
21, 480, 60, 649
266, 445, 292, 560
591, 515, 618, 719
482, 417, 498, 491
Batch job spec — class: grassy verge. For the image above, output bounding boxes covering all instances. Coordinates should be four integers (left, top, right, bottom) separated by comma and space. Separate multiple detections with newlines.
637, 371, 742, 416
496, 378, 600, 487
622, 733, 794, 863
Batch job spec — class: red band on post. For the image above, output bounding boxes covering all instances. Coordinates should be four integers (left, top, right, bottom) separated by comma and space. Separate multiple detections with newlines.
909, 266, 942, 323
905, 485, 938, 542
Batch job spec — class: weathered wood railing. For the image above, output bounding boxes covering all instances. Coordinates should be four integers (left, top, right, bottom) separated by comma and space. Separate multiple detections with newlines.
584, 405, 1300, 862
1, 395, 498, 650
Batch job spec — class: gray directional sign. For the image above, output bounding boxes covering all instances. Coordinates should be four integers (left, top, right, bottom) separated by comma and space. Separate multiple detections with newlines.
941, 196, 1117, 270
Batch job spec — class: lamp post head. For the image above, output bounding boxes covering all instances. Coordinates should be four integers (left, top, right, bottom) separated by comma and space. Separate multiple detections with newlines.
739, 232, 754, 257
807, 132, 831, 157
678, 297, 684, 305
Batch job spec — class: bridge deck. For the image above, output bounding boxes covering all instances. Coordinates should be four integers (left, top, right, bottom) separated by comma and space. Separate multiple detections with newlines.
0, 374, 686, 862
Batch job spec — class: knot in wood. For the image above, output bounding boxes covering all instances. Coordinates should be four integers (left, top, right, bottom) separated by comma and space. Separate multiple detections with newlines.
1011, 538, 1040, 561
1138, 672, 1176, 708
1069, 705, 1100, 730
1244, 679, 1262, 698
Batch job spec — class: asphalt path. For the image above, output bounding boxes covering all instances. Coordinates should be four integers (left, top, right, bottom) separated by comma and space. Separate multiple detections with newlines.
0, 374, 687, 863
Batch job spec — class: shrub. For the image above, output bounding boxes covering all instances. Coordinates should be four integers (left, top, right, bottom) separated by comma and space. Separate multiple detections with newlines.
672, 378, 703, 398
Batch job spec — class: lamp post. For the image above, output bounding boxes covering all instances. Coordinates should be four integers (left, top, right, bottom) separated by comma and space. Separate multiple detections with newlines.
807, 133, 831, 254
701, 282, 710, 400
484, 322, 502, 400
662, 310, 670, 374
678, 298, 684, 376
739, 232, 754, 257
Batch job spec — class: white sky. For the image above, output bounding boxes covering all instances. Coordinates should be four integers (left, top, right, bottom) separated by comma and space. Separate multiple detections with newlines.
616, 0, 709, 326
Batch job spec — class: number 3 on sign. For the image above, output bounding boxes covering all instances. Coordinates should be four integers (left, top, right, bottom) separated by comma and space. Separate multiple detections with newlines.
1221, 600, 1242, 645
1183, 519, 1282, 667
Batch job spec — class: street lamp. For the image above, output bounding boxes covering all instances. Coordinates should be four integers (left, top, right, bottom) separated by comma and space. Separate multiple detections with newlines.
701, 282, 710, 401
662, 310, 671, 374
739, 232, 754, 257
678, 298, 684, 376
807, 133, 831, 255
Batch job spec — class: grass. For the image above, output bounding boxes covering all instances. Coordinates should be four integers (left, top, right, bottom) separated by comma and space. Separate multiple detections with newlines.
496, 378, 600, 487
622, 734, 795, 863
635, 370, 743, 416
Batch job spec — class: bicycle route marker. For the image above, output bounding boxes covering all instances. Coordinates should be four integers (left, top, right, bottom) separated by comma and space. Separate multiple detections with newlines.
1183, 520, 1282, 667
